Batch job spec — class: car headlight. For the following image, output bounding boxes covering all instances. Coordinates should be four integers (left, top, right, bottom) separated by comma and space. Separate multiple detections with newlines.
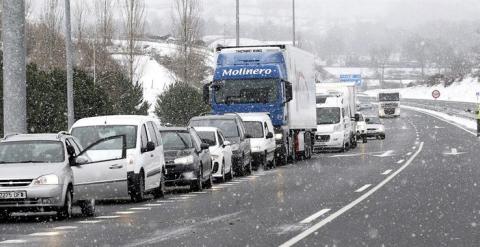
33, 174, 59, 185
174, 155, 194, 165
275, 133, 283, 140
333, 124, 342, 132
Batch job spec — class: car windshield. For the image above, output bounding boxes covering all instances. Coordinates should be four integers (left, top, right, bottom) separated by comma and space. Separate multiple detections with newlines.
190, 119, 239, 138
243, 121, 264, 138
71, 125, 137, 150
0, 141, 64, 163
196, 131, 217, 146
317, 107, 341, 124
160, 131, 193, 150
213, 79, 278, 104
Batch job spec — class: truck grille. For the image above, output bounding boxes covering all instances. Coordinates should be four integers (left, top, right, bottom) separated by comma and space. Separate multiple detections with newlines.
385, 108, 396, 115
316, 135, 330, 142
383, 103, 398, 108
0, 179, 33, 187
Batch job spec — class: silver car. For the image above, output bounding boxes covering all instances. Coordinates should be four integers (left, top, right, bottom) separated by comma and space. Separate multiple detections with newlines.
0, 132, 127, 220
366, 116, 386, 139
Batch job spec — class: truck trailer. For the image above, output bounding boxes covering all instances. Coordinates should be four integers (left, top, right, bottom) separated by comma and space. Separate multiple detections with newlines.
203, 45, 317, 165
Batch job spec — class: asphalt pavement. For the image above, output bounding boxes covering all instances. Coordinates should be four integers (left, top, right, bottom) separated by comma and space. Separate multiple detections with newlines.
1, 106, 479, 246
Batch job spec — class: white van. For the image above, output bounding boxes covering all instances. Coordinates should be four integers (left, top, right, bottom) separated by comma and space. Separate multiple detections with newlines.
70, 115, 166, 202
238, 113, 276, 170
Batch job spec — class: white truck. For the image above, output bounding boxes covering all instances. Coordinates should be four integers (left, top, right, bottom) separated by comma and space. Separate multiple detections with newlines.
314, 82, 362, 152
378, 91, 401, 117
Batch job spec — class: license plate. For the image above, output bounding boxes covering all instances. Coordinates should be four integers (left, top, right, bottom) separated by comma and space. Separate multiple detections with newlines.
0, 191, 27, 199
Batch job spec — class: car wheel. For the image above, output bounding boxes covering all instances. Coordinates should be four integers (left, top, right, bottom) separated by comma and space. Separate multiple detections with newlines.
153, 171, 165, 198
57, 188, 73, 219
80, 199, 96, 217
131, 172, 146, 202
190, 167, 203, 192
270, 153, 277, 169
237, 155, 246, 177
261, 152, 268, 170
219, 160, 226, 183
204, 171, 213, 189
277, 146, 288, 166
380, 134, 386, 140
226, 162, 233, 181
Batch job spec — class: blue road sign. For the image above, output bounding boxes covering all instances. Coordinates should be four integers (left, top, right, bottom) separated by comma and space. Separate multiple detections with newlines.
340, 74, 362, 86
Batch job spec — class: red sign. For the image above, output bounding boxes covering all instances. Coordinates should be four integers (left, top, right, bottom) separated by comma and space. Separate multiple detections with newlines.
432, 90, 441, 99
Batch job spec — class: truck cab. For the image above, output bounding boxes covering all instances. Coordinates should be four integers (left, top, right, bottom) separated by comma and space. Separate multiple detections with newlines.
378, 92, 401, 118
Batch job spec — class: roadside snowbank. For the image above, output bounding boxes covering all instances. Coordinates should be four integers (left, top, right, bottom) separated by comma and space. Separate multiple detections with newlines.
365, 77, 480, 103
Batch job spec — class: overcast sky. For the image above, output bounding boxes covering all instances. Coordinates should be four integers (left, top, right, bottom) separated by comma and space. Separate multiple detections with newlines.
30, 0, 480, 38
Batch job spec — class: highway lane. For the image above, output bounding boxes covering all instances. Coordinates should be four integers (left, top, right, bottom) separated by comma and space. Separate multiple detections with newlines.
0, 107, 421, 246
284, 108, 480, 246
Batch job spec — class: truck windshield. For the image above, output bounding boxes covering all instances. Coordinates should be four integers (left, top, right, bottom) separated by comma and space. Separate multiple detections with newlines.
378, 93, 400, 101
214, 79, 278, 104
243, 121, 264, 138
316, 107, 341, 125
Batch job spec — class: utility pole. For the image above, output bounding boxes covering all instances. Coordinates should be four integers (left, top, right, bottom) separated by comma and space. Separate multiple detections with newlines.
236, 0, 240, 46
292, 0, 296, 46
65, 0, 75, 129
183, 0, 188, 83
2, 0, 27, 135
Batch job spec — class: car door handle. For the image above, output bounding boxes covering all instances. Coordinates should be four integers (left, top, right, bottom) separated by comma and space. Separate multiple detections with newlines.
109, 164, 124, 169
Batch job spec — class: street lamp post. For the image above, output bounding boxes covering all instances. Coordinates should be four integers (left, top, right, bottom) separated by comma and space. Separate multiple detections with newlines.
292, 0, 296, 46
236, 0, 240, 46
65, 0, 75, 129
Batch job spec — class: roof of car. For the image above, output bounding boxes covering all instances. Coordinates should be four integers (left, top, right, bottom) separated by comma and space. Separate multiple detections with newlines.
2, 133, 67, 142
193, 126, 219, 132
237, 112, 271, 121
190, 114, 240, 121
158, 126, 189, 132
72, 115, 158, 128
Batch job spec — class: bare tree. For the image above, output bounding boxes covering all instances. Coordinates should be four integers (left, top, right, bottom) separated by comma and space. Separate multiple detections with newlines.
95, 0, 115, 48
73, 0, 88, 43
39, 0, 64, 70
171, 0, 203, 85
122, 0, 146, 85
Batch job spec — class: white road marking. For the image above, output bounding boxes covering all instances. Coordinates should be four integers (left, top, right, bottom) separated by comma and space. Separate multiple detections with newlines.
279, 142, 424, 247
355, 184, 372, 193
373, 150, 394, 157
443, 148, 466, 156
156, 200, 175, 203
130, 207, 151, 210
53, 226, 78, 230
382, 169, 392, 175
190, 191, 207, 194
78, 220, 103, 224
179, 194, 197, 197
406, 152, 412, 156
0, 239, 28, 244
29, 232, 62, 236
115, 211, 136, 215
397, 159, 405, 164
144, 203, 164, 207
300, 209, 331, 224
412, 146, 416, 150
96, 215, 121, 219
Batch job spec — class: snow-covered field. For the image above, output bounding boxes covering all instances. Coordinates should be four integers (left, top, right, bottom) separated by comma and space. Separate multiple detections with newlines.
365, 77, 480, 103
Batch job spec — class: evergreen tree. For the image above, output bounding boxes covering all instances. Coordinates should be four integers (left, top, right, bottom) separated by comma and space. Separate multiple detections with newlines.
155, 82, 209, 126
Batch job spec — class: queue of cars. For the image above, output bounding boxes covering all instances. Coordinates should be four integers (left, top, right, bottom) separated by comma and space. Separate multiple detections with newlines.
0, 113, 276, 219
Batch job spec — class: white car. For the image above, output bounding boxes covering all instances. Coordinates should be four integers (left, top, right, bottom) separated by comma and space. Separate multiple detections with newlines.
366, 116, 386, 139
194, 127, 233, 182
238, 113, 276, 170
70, 115, 166, 202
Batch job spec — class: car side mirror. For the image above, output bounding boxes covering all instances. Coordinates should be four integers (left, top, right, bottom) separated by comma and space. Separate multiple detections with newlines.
66, 146, 76, 156
74, 155, 89, 166
143, 141, 156, 152
266, 132, 274, 139
354, 113, 360, 122
223, 141, 231, 147
200, 143, 209, 150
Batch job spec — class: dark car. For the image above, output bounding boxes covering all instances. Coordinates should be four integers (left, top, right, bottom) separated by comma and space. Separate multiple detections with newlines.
189, 114, 252, 176
159, 127, 213, 191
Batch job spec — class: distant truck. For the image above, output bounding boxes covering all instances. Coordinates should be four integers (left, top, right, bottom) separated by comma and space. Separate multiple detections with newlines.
314, 82, 360, 152
378, 92, 400, 117
203, 45, 317, 165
